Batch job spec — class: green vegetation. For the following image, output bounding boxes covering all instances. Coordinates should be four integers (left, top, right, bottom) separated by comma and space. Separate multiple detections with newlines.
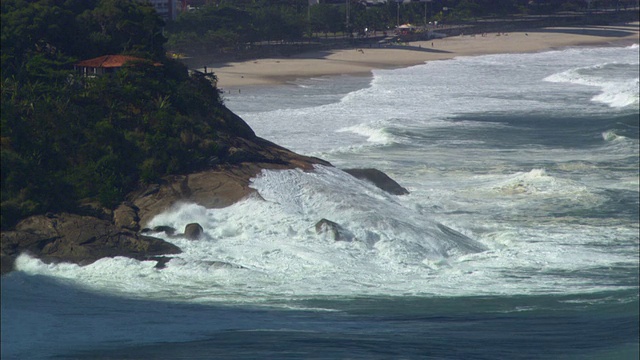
1, 0, 227, 229
166, 0, 636, 54
1, 0, 635, 230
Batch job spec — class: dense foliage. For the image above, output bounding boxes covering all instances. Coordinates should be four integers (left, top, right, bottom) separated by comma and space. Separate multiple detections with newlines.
167, 0, 308, 54
166, 0, 635, 53
1, 0, 635, 229
1, 0, 226, 229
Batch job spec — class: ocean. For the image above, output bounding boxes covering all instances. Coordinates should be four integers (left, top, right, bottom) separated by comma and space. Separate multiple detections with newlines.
2, 44, 638, 359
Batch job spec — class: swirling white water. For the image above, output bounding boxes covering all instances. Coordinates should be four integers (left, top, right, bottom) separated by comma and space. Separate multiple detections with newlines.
4, 43, 638, 360
13, 44, 640, 301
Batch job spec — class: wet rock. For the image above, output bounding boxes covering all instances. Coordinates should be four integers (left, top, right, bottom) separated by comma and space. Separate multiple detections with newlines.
150, 256, 173, 269
343, 168, 409, 195
113, 202, 140, 231
141, 225, 178, 236
0, 213, 181, 274
128, 136, 330, 228
1, 135, 331, 275
184, 223, 204, 240
315, 219, 354, 242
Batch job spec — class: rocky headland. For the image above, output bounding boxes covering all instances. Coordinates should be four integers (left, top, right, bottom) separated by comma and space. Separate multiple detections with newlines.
1, 106, 408, 275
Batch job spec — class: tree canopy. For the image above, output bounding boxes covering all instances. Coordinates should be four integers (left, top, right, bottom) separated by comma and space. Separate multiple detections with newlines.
1, 0, 635, 230
1, 0, 227, 229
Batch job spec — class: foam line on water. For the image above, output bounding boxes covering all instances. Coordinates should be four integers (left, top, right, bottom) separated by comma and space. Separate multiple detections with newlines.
13, 164, 637, 302
544, 63, 639, 108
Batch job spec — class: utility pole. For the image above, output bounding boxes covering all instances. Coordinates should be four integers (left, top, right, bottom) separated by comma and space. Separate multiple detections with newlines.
346, 0, 350, 33
421, 0, 432, 26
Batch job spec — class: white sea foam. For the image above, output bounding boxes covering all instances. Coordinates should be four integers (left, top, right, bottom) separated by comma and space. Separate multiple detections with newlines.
591, 77, 640, 108
602, 130, 627, 142
336, 122, 396, 145
11, 45, 639, 305
491, 168, 585, 195
457, 169, 608, 214
14, 163, 635, 303
544, 63, 639, 108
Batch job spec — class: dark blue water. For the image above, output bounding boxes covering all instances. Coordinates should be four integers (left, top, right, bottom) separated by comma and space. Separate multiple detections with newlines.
2, 273, 637, 360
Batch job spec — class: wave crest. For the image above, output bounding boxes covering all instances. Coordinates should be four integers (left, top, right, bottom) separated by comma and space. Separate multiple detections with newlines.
544, 63, 639, 108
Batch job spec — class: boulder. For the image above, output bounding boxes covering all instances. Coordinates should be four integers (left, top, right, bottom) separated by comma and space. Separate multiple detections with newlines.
184, 223, 204, 240
0, 213, 181, 274
315, 219, 354, 242
153, 226, 177, 236
342, 168, 409, 195
113, 202, 140, 231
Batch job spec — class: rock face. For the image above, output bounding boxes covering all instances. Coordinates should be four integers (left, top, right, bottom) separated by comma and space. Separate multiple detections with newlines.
1, 213, 181, 273
342, 168, 409, 195
113, 203, 140, 231
0, 162, 405, 276
148, 226, 177, 236
184, 223, 204, 240
315, 219, 355, 242
0, 134, 330, 275
130, 137, 330, 228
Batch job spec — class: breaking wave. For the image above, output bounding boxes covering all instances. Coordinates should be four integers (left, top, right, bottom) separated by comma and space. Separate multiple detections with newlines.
544, 63, 639, 108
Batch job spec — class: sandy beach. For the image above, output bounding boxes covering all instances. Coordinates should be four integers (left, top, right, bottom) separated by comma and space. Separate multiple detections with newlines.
202, 22, 639, 90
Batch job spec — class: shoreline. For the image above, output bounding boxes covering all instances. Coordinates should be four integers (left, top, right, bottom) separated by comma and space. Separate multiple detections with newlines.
200, 22, 639, 90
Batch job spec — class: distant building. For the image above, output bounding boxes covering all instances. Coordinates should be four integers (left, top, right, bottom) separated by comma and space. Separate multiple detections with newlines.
74, 55, 161, 76
144, 0, 178, 21
316, 0, 401, 5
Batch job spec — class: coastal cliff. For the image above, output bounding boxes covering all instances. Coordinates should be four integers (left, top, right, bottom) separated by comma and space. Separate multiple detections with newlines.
0, 101, 416, 274
1, 105, 334, 275
0, 0, 412, 275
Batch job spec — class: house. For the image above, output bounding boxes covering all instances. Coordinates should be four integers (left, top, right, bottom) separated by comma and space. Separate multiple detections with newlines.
74, 55, 160, 76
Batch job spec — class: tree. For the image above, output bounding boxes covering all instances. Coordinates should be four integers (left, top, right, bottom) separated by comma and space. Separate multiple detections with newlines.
1, 0, 226, 229
77, 0, 166, 58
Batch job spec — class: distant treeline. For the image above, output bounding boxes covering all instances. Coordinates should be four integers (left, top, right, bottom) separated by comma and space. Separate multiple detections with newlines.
166, 0, 637, 53
1, 0, 228, 229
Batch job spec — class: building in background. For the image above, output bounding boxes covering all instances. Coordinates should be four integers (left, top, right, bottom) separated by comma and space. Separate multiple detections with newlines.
146, 0, 178, 21
74, 55, 162, 77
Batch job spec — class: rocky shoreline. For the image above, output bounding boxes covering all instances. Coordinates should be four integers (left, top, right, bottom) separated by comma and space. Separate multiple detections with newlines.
1, 108, 409, 275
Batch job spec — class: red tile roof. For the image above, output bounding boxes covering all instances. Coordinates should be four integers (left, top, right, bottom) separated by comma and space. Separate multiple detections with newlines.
75, 55, 158, 68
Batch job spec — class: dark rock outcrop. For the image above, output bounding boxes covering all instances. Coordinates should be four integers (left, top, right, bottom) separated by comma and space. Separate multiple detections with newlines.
1, 213, 181, 274
315, 219, 355, 242
184, 223, 204, 240
1, 135, 330, 275
145, 226, 177, 236
130, 137, 331, 228
113, 202, 140, 231
343, 168, 409, 195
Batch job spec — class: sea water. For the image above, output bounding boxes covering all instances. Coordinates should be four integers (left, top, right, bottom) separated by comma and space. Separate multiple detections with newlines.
2, 44, 638, 359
